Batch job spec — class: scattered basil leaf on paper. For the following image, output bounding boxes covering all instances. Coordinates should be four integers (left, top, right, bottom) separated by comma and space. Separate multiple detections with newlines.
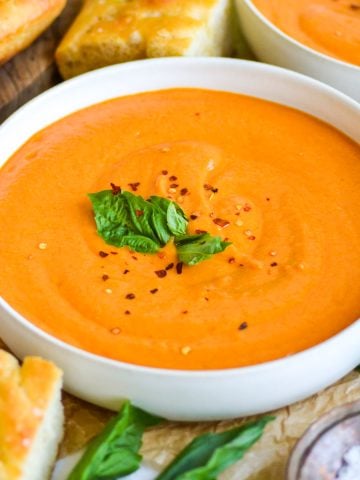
175, 234, 231, 266
67, 401, 163, 480
156, 416, 274, 480
89, 189, 230, 265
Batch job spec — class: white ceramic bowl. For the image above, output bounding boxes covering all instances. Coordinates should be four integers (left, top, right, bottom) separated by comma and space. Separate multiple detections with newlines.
235, 0, 360, 102
0, 58, 359, 421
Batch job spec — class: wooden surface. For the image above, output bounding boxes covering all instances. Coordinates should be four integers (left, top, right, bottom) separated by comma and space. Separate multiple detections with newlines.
0, 0, 81, 123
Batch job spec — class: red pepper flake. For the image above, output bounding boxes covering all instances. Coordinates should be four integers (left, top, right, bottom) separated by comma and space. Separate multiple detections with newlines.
110, 183, 121, 195
158, 252, 166, 259
248, 235, 256, 241
176, 262, 183, 275
99, 251, 109, 258
155, 269, 167, 278
132, 256, 138, 261
125, 293, 136, 300
204, 184, 218, 193
170, 183, 179, 188
102, 274, 109, 281
204, 297, 209, 301
150, 288, 158, 294
169, 175, 177, 181
243, 204, 252, 212
128, 182, 140, 192
190, 214, 198, 220
195, 112, 200, 116
182, 310, 188, 314
162, 170, 168, 175
180, 188, 189, 196
110, 251, 118, 255
238, 322, 248, 331
213, 218, 230, 228
270, 262, 278, 267
266, 197, 270, 202
123, 269, 130, 274
125, 310, 131, 315
239, 264, 244, 267
165, 262, 174, 271
228, 257, 236, 264
195, 229, 207, 234
135, 209, 144, 217
350, 4, 360, 9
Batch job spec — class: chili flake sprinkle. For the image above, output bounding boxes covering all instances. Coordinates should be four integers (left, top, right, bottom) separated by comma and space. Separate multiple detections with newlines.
135, 209, 144, 217
195, 229, 207, 234
180, 188, 189, 196
155, 269, 167, 278
176, 262, 183, 275
125, 293, 136, 300
248, 235, 256, 241
213, 218, 230, 228
110, 183, 121, 195
99, 251, 109, 258
169, 175, 178, 181
190, 214, 198, 220
123, 269, 130, 274
102, 274, 109, 281
243, 204, 252, 212
350, 3, 360, 9
182, 310, 188, 314
161, 170, 168, 175
110, 251, 118, 255
239, 322, 248, 331
228, 257, 236, 264
170, 183, 179, 188
165, 262, 174, 271
270, 262, 278, 267
204, 184, 218, 193
128, 182, 140, 192
124, 310, 131, 315
150, 288, 158, 294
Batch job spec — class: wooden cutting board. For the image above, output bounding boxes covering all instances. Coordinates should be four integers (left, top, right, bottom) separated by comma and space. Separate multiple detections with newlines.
0, 0, 81, 123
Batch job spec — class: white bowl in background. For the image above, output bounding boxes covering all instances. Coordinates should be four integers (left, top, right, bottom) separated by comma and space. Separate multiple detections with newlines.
235, 0, 360, 102
0, 58, 359, 421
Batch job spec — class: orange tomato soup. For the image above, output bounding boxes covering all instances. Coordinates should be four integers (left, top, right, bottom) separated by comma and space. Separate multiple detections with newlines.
0, 89, 360, 370
252, 0, 360, 66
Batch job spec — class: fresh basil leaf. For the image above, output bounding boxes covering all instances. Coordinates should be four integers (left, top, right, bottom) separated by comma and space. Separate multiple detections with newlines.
156, 417, 274, 480
166, 202, 188, 236
175, 234, 231, 266
68, 401, 163, 480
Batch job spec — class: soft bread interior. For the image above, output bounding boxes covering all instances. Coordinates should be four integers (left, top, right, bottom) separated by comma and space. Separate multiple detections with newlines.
21, 379, 64, 480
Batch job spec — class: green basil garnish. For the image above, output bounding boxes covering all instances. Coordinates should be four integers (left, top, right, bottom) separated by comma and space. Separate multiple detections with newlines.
156, 416, 274, 480
89, 188, 230, 265
67, 401, 163, 480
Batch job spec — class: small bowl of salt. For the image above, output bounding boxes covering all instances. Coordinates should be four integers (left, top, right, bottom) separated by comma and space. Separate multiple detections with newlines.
287, 400, 360, 480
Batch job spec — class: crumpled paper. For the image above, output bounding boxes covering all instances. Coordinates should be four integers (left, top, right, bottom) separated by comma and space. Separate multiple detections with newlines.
60, 370, 360, 479
1, 338, 359, 478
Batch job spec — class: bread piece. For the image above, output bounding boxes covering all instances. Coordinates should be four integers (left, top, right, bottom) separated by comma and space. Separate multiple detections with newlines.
0, 0, 66, 65
0, 350, 64, 480
56, 0, 232, 79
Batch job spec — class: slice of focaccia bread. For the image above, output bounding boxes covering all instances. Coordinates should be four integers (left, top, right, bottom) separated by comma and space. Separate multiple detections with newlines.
0, 350, 64, 480
56, 0, 232, 79
0, 0, 66, 65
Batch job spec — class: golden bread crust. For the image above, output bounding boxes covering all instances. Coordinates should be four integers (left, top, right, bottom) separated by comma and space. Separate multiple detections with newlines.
56, 0, 231, 78
0, 350, 63, 479
0, 0, 66, 64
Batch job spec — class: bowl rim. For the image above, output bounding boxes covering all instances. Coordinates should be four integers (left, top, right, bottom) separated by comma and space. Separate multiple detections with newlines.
0, 56, 360, 378
241, 0, 360, 72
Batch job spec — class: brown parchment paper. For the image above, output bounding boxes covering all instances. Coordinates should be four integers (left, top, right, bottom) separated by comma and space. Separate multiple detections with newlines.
60, 370, 360, 480
1, 337, 359, 477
